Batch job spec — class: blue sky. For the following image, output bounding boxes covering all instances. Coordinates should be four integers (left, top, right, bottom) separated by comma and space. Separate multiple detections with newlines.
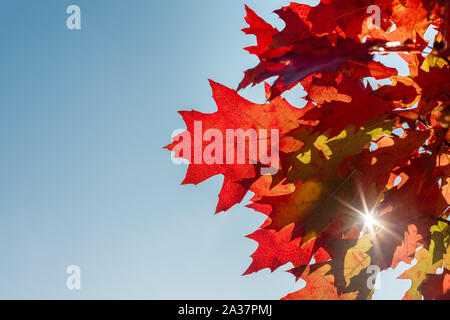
0, 0, 413, 299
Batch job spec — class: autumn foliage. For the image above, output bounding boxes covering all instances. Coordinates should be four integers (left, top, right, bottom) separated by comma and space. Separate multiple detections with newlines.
166, 0, 450, 300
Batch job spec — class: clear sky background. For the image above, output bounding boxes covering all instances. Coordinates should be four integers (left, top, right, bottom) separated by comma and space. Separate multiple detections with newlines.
0, 0, 413, 299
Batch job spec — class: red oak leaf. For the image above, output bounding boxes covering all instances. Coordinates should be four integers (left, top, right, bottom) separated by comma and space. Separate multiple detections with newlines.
244, 222, 315, 275
392, 224, 424, 269
239, 38, 391, 100
165, 80, 305, 213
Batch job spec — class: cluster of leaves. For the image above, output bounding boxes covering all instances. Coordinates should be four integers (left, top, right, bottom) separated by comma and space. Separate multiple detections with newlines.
166, 0, 450, 299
